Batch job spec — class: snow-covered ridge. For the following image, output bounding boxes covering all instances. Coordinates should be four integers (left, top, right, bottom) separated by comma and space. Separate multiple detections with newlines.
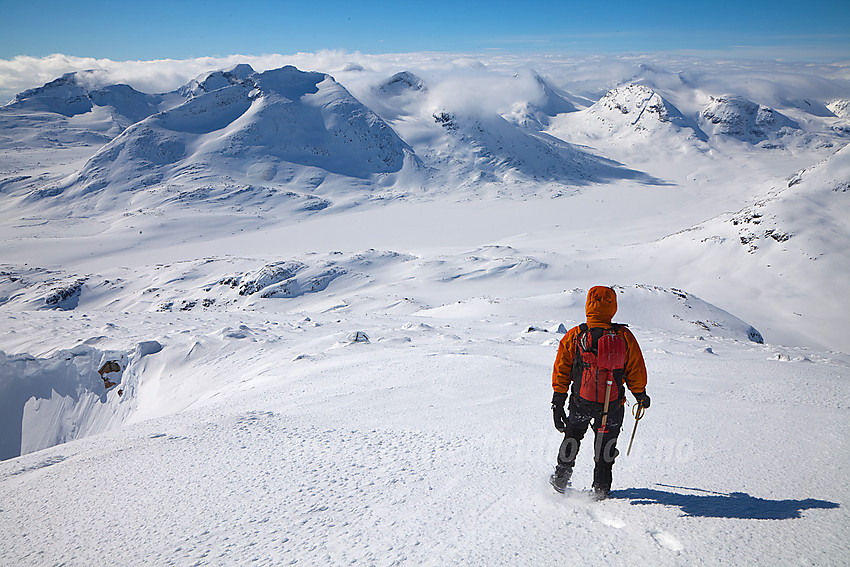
27, 65, 412, 212
736, 144, 850, 256
0, 250, 765, 346
0, 71, 170, 153
668, 143, 850, 257
701, 95, 799, 144
425, 108, 661, 187
646, 143, 850, 351
827, 99, 850, 119
8, 70, 165, 125
0, 257, 767, 462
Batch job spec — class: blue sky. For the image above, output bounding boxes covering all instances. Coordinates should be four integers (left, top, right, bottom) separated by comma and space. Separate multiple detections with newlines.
1, 0, 849, 60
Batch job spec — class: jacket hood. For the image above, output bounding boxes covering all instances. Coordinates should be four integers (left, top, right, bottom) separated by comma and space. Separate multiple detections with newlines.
585, 286, 618, 327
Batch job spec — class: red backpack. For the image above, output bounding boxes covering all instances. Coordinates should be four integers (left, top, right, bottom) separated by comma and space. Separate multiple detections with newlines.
570, 323, 627, 404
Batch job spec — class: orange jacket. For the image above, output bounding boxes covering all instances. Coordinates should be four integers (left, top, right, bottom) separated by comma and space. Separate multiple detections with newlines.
552, 286, 647, 396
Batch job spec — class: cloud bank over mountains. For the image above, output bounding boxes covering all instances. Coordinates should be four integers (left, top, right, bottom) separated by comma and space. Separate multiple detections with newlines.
2, 51, 849, 112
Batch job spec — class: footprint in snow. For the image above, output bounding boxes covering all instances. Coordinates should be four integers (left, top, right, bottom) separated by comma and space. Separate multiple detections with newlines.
588, 507, 625, 528
650, 530, 683, 552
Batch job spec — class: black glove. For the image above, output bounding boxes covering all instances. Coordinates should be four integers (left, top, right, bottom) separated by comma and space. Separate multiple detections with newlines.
634, 391, 651, 409
552, 392, 568, 433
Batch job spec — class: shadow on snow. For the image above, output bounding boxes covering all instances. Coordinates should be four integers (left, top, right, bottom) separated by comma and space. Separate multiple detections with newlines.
612, 484, 839, 520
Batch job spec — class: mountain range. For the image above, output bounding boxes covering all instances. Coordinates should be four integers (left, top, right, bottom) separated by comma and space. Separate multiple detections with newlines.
2, 62, 848, 349
7, 63, 847, 202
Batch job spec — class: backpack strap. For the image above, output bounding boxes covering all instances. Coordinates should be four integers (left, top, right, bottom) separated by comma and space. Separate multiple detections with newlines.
579, 323, 606, 353
570, 326, 589, 395
573, 324, 588, 359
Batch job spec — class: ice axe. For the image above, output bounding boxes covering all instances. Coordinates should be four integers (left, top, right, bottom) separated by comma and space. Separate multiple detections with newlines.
593, 378, 615, 461
626, 400, 646, 456
594, 332, 624, 460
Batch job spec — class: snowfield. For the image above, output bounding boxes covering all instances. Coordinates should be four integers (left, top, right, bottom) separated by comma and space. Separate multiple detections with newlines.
1, 54, 849, 566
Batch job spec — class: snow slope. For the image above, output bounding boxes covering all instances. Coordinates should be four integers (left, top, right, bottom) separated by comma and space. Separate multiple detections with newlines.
0, 308, 847, 566
647, 143, 850, 351
1, 56, 849, 566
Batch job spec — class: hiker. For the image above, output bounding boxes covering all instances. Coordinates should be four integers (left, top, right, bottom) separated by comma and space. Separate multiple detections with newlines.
549, 286, 649, 499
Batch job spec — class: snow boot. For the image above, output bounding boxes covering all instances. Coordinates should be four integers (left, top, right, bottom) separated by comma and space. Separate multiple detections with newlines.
549, 465, 572, 493
592, 462, 613, 500
592, 485, 611, 501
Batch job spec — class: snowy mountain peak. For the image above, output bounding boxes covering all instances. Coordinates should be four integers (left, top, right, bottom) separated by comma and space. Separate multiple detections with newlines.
827, 99, 850, 119
532, 72, 579, 114
1, 69, 166, 146
7, 69, 119, 117
250, 65, 329, 101
584, 83, 707, 141
505, 73, 580, 130
597, 84, 676, 124
701, 95, 799, 143
44, 64, 411, 209
379, 71, 426, 95
181, 63, 257, 97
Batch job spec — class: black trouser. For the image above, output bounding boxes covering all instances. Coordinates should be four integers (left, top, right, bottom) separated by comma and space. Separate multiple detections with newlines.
556, 395, 625, 489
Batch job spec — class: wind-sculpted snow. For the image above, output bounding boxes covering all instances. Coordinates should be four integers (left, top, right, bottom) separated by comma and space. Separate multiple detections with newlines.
216, 260, 347, 301
0, 266, 95, 311
234, 261, 307, 296
0, 346, 128, 460
414, 284, 764, 344
1, 249, 766, 348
